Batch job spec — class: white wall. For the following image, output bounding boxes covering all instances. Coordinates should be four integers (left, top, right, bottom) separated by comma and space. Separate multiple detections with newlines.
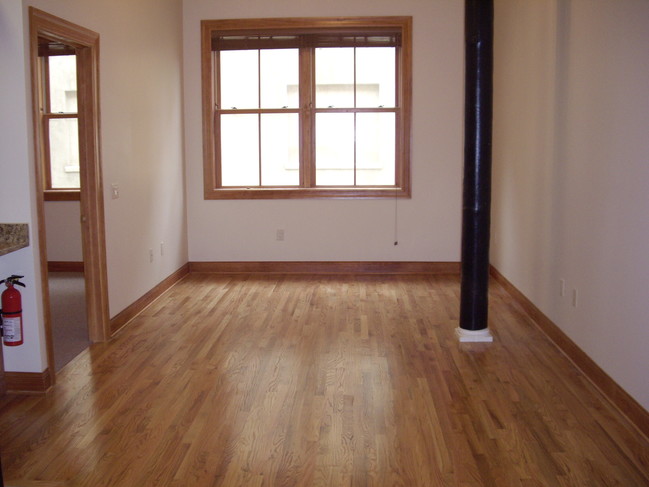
44, 202, 83, 262
0, 0, 48, 372
24, 0, 189, 318
183, 0, 465, 262
492, 0, 649, 410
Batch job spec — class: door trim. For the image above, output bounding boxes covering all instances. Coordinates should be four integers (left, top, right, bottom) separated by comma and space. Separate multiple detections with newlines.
29, 8, 110, 381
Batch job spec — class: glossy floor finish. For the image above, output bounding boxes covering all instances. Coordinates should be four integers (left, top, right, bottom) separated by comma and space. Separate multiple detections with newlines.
1, 273, 647, 486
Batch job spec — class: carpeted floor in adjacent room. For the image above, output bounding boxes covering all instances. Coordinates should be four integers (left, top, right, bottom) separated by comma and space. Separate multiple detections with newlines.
48, 271, 89, 372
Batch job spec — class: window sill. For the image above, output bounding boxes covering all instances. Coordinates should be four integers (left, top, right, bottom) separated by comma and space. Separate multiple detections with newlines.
44, 190, 80, 201
204, 186, 411, 200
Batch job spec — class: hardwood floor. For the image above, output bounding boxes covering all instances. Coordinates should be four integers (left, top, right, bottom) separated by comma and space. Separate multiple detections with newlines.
1, 273, 647, 486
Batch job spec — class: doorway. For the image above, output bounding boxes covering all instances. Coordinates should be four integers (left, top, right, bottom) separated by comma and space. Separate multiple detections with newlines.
48, 268, 88, 371
29, 8, 110, 381
38, 40, 89, 371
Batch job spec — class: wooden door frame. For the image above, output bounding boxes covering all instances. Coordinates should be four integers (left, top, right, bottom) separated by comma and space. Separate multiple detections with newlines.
29, 7, 110, 381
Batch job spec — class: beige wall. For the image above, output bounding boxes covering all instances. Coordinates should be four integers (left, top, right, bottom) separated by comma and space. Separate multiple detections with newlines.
44, 202, 83, 262
24, 0, 189, 319
0, 1, 48, 372
492, 0, 649, 410
0, 0, 187, 373
182, 0, 465, 262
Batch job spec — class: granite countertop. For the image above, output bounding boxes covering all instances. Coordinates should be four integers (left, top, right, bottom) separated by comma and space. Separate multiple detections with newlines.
0, 223, 29, 256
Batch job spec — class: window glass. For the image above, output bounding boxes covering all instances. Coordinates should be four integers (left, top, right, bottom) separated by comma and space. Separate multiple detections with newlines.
260, 49, 299, 109
316, 113, 355, 185
220, 114, 260, 186
260, 113, 299, 186
220, 50, 258, 109
356, 47, 395, 108
356, 112, 395, 185
48, 55, 77, 113
315, 48, 355, 108
48, 118, 80, 188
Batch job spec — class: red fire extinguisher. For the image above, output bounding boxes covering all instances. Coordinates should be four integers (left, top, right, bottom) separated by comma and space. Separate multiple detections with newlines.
1, 275, 26, 347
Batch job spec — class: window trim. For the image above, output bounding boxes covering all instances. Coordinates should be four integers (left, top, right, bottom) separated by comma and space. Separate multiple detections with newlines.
201, 17, 412, 200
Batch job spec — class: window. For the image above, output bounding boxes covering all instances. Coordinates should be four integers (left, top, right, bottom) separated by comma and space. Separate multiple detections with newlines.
37, 38, 81, 201
201, 17, 412, 199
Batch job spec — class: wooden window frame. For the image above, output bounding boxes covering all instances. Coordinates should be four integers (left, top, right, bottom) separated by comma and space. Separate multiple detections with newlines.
201, 17, 412, 200
38, 41, 81, 201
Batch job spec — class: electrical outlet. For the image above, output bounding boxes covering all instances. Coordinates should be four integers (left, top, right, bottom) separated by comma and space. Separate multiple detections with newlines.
149, 248, 154, 263
276, 229, 285, 241
111, 183, 119, 199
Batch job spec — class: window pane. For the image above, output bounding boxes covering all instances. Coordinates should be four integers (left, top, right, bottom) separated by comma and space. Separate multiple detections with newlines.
220, 50, 259, 109
48, 55, 77, 113
315, 48, 354, 108
221, 114, 259, 186
316, 113, 354, 186
356, 47, 395, 108
48, 118, 80, 188
356, 112, 395, 185
260, 114, 299, 186
260, 49, 299, 109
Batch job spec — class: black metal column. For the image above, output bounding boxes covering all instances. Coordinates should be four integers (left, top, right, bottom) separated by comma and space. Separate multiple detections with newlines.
460, 0, 494, 333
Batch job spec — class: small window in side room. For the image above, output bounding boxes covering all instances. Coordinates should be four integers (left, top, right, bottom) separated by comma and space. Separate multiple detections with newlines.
38, 38, 81, 201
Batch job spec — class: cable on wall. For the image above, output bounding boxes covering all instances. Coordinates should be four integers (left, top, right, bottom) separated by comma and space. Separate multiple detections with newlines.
394, 186, 399, 246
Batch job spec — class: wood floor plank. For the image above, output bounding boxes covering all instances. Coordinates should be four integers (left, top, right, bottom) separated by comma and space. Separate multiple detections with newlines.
1, 273, 647, 486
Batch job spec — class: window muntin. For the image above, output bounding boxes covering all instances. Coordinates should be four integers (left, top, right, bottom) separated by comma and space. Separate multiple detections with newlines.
202, 17, 412, 199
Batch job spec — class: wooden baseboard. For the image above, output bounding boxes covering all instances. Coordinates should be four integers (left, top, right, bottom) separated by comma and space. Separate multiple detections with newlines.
110, 264, 190, 336
5, 368, 52, 394
4, 481, 67, 487
48, 261, 84, 272
490, 265, 649, 439
189, 261, 461, 275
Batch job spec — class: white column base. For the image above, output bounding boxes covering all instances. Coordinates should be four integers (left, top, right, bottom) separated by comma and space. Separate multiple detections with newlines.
455, 327, 494, 343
